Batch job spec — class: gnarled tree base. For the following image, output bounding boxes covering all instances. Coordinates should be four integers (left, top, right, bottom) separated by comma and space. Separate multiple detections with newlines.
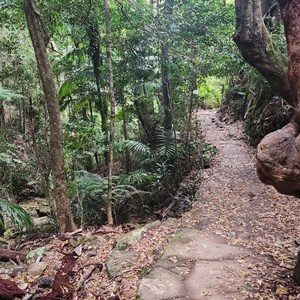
257, 120, 300, 197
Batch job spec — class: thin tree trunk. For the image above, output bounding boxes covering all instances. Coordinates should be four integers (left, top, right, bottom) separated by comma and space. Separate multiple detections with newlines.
186, 54, 197, 146
105, 0, 116, 225
23, 0, 76, 233
162, 42, 172, 131
0, 100, 4, 129
161, 0, 174, 131
122, 103, 131, 173
88, 23, 109, 163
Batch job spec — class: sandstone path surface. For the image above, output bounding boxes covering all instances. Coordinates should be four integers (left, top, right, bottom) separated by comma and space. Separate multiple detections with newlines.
138, 109, 300, 299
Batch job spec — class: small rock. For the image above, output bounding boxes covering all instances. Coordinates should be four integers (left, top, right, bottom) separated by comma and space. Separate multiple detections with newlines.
27, 262, 48, 277
11, 266, 26, 277
238, 232, 251, 239
227, 232, 237, 238
295, 238, 300, 246
87, 250, 97, 257
74, 244, 82, 256
107, 250, 138, 277
38, 276, 53, 288
115, 221, 161, 249
154, 244, 164, 256
33, 216, 50, 226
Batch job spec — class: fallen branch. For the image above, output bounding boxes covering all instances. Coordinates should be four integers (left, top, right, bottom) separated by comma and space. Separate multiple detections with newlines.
0, 248, 26, 262
76, 263, 103, 293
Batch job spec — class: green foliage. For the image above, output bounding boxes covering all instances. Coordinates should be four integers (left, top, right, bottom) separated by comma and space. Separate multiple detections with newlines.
0, 86, 23, 102
117, 140, 151, 158
72, 171, 148, 226
118, 170, 156, 185
0, 200, 33, 234
199, 77, 225, 108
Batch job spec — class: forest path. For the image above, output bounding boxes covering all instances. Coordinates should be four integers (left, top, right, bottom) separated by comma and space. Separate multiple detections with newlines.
138, 109, 300, 299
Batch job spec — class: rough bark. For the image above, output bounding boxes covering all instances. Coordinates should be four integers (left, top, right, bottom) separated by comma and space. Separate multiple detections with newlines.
0, 248, 26, 262
105, 0, 115, 225
233, 0, 292, 105
87, 23, 109, 163
24, 0, 76, 233
256, 0, 300, 199
134, 100, 159, 147
278, 0, 300, 121
161, 0, 174, 131
0, 100, 5, 128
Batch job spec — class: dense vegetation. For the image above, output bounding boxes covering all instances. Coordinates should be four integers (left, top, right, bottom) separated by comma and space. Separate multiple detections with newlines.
0, 0, 295, 236
0, 0, 235, 233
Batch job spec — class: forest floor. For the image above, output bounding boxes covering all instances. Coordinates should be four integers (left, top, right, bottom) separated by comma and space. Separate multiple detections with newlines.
2, 109, 300, 299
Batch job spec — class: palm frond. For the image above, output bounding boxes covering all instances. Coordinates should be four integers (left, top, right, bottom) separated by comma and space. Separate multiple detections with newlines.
0, 201, 33, 232
118, 169, 156, 185
154, 128, 176, 161
117, 140, 151, 157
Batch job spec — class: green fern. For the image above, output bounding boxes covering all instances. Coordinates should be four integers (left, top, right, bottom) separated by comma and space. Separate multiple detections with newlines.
154, 129, 176, 161
118, 170, 156, 185
117, 140, 151, 157
0, 201, 33, 232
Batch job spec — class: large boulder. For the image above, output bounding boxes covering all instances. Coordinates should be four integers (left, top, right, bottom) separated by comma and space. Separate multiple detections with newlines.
257, 120, 300, 197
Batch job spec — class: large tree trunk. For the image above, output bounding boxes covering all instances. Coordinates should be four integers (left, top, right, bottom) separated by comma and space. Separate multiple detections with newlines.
105, 0, 116, 225
253, 0, 300, 198
235, 0, 300, 284
233, 0, 292, 105
24, 0, 76, 233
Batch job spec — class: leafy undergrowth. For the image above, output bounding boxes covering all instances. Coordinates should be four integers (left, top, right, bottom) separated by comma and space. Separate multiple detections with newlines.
0, 220, 181, 299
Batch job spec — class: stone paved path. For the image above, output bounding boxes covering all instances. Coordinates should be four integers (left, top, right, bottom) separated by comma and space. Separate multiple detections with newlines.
138, 109, 300, 299
138, 110, 255, 299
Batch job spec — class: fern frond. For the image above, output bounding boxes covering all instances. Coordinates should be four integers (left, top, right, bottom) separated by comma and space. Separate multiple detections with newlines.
117, 140, 151, 157
118, 170, 156, 185
0, 201, 33, 231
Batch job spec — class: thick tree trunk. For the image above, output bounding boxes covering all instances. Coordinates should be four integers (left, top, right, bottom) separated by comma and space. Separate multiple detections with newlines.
233, 0, 292, 105
255, 0, 300, 198
235, 0, 300, 284
105, 0, 116, 225
24, 0, 76, 233
278, 0, 300, 121
134, 100, 159, 147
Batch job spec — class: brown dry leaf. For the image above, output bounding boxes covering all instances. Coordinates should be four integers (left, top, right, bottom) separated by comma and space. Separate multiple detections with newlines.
276, 285, 289, 295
